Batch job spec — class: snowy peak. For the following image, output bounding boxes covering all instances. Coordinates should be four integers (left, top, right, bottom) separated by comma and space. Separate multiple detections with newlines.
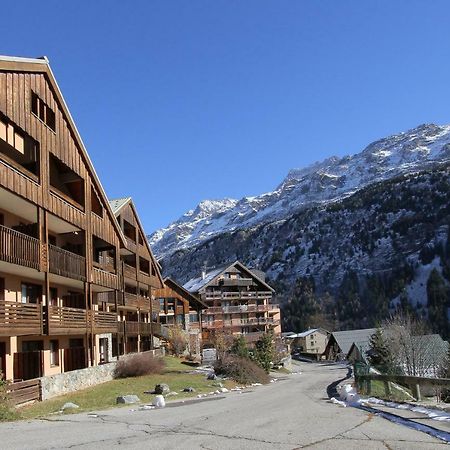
149, 123, 450, 257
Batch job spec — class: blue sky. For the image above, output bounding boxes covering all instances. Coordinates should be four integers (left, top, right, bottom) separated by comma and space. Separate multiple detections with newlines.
3, 1, 450, 233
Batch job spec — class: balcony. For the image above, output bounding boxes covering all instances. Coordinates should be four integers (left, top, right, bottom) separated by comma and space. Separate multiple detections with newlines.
48, 305, 87, 335
92, 267, 119, 290
95, 254, 116, 274
152, 322, 170, 340
0, 301, 43, 336
123, 263, 136, 279
124, 321, 140, 335
204, 304, 280, 315
220, 278, 253, 287
204, 291, 273, 300
0, 224, 40, 270
89, 310, 118, 334
49, 244, 86, 281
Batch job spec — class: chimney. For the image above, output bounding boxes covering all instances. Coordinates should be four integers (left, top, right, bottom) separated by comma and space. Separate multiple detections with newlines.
201, 270, 206, 280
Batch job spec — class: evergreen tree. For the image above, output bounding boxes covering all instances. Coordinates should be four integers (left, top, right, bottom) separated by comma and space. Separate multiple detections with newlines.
253, 331, 275, 373
230, 335, 249, 359
281, 277, 319, 331
367, 329, 394, 373
336, 271, 362, 329
427, 269, 450, 339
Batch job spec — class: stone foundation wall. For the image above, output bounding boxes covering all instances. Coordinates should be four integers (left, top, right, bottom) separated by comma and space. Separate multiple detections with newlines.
40, 362, 117, 400
40, 349, 165, 400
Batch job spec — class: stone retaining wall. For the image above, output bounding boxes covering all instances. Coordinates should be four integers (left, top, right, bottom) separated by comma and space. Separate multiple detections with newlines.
40, 349, 165, 400
40, 362, 117, 400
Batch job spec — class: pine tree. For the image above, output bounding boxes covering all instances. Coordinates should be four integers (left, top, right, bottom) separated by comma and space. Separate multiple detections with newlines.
367, 329, 394, 373
427, 269, 450, 339
230, 335, 249, 359
253, 331, 275, 373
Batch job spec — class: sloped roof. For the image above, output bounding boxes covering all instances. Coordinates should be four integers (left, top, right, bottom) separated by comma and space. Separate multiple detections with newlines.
0, 55, 127, 247
109, 197, 132, 215
163, 277, 208, 309
286, 328, 330, 339
183, 267, 225, 293
183, 261, 275, 294
108, 196, 164, 288
331, 328, 377, 355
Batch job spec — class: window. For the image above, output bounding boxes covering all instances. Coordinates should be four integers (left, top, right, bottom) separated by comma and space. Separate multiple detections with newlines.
0, 277, 4, 301
189, 313, 199, 323
91, 187, 103, 217
139, 257, 150, 276
49, 287, 58, 307
31, 92, 56, 132
49, 153, 85, 208
22, 340, 43, 352
69, 338, 84, 348
123, 219, 136, 242
176, 314, 184, 326
99, 338, 108, 364
21, 283, 42, 304
0, 115, 40, 177
50, 340, 59, 366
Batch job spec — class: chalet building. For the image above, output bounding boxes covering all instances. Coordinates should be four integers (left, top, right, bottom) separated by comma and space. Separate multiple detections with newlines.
183, 261, 281, 345
0, 55, 163, 381
286, 328, 330, 359
108, 198, 164, 356
323, 328, 377, 361
154, 277, 207, 356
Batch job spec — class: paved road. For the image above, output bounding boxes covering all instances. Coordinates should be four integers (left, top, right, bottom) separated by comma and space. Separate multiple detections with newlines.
0, 362, 446, 449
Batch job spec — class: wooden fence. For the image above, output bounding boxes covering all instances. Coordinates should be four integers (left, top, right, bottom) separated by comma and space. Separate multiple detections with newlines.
354, 363, 450, 401
7, 378, 41, 406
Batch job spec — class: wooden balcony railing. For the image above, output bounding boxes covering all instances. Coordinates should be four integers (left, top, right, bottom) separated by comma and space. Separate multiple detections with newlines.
92, 267, 119, 290
204, 291, 273, 300
152, 322, 170, 339
220, 278, 253, 287
124, 321, 140, 335
151, 298, 160, 312
49, 244, 86, 281
0, 301, 43, 336
95, 254, 116, 274
204, 304, 280, 315
140, 322, 152, 335
89, 310, 118, 333
48, 306, 87, 335
124, 292, 139, 309
123, 263, 136, 279
123, 321, 152, 336
0, 224, 40, 270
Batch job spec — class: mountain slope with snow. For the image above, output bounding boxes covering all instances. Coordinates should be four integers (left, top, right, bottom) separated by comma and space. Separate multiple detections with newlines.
149, 123, 450, 258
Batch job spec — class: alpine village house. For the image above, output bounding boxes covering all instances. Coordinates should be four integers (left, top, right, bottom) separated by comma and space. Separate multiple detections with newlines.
184, 262, 281, 346
0, 55, 165, 382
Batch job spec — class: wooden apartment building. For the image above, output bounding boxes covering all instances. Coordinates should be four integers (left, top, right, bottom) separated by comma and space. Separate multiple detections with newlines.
183, 261, 281, 345
0, 55, 163, 381
154, 277, 207, 356
108, 197, 164, 355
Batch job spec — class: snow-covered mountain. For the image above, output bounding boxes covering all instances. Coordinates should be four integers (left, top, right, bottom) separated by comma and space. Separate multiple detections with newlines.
149, 123, 450, 258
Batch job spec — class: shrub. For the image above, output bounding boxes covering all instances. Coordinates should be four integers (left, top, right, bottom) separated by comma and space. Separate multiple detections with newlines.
0, 375, 17, 421
168, 325, 188, 356
114, 353, 165, 379
214, 355, 270, 385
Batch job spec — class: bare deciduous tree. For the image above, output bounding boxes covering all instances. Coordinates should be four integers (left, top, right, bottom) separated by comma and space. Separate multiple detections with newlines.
382, 313, 447, 377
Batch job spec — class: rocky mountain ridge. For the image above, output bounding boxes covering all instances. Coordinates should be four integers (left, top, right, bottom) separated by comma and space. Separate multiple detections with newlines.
149, 123, 450, 258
